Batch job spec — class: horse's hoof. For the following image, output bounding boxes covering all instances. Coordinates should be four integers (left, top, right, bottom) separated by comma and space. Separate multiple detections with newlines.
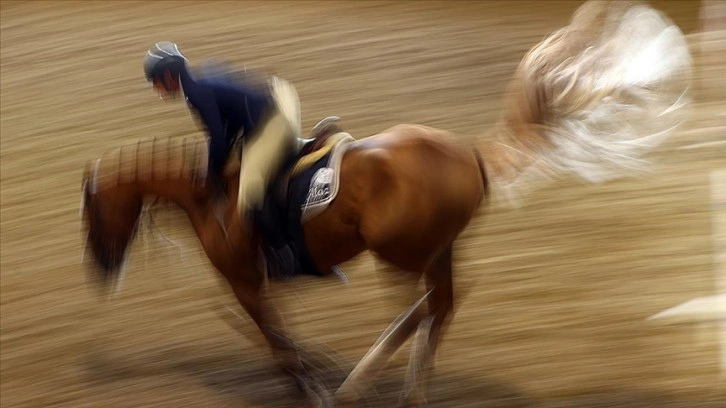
294, 372, 333, 408
398, 392, 428, 408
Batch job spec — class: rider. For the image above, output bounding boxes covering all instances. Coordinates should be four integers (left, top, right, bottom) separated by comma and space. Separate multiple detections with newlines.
142, 41, 300, 227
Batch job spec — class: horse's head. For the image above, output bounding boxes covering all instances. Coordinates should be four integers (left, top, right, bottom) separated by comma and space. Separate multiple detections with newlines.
80, 161, 143, 296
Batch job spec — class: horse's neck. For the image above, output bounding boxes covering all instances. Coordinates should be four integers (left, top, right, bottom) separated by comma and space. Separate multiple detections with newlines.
137, 178, 201, 207
89, 136, 209, 211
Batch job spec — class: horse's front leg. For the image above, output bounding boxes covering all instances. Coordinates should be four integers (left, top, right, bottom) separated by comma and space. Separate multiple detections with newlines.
227, 276, 332, 407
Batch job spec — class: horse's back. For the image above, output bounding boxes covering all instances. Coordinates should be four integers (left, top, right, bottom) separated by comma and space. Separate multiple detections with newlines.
357, 124, 483, 207
343, 124, 485, 266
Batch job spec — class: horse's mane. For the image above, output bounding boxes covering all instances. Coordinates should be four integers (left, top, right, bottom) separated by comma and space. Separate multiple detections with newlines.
80, 135, 210, 275
84, 135, 210, 194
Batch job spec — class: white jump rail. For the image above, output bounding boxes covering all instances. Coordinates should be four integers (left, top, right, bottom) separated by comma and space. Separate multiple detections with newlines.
647, 169, 726, 376
647, 294, 726, 324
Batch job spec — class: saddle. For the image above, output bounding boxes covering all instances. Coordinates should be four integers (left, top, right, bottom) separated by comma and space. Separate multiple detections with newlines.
254, 116, 350, 281
294, 115, 346, 173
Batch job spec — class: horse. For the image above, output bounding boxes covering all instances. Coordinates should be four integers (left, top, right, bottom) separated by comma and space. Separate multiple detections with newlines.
79, 1, 692, 406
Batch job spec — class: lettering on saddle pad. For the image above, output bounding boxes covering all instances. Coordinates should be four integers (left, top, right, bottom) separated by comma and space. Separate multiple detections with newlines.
304, 167, 333, 207
294, 134, 354, 224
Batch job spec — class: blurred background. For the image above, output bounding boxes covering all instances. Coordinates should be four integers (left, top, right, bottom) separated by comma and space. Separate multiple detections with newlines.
1, 1, 724, 407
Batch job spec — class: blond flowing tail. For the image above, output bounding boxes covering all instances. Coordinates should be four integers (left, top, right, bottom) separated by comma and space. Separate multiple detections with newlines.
482, 0, 693, 207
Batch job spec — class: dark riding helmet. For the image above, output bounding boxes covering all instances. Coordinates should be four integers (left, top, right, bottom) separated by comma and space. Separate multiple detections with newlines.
143, 41, 188, 83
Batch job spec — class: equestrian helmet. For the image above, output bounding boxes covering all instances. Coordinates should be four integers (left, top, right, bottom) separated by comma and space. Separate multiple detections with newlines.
144, 41, 188, 82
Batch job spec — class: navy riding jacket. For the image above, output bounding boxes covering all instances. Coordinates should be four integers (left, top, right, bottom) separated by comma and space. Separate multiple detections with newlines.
179, 64, 274, 184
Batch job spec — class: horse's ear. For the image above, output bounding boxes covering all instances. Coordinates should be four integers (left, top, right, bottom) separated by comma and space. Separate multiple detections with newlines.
82, 161, 92, 190
80, 163, 92, 222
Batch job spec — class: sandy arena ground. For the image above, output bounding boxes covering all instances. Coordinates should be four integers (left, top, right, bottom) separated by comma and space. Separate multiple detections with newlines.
1, 1, 725, 407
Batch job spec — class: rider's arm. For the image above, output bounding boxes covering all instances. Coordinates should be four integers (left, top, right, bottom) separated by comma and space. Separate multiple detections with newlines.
190, 89, 227, 182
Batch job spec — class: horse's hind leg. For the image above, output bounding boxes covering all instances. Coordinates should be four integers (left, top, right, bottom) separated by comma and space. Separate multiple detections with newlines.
400, 245, 454, 407
376, 258, 425, 318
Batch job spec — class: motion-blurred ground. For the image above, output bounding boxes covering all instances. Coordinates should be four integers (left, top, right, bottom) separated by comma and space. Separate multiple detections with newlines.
1, 1, 724, 407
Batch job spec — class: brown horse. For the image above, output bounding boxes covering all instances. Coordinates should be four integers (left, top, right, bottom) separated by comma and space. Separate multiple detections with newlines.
79, 1, 692, 406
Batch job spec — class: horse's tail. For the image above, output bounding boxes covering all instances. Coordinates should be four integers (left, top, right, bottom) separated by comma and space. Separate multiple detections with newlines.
480, 0, 693, 208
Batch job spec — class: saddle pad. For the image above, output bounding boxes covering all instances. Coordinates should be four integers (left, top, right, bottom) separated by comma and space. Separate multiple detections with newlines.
293, 134, 355, 224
